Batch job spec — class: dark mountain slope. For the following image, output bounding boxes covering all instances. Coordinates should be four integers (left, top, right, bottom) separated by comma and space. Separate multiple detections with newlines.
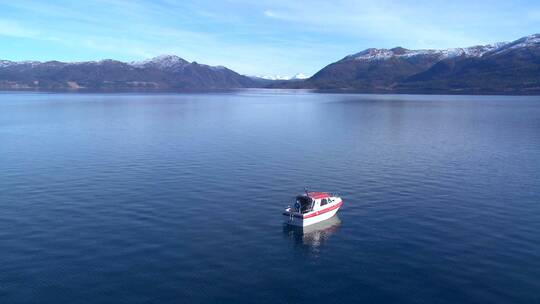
398, 35, 540, 93
0, 55, 256, 91
285, 34, 540, 94
308, 47, 445, 90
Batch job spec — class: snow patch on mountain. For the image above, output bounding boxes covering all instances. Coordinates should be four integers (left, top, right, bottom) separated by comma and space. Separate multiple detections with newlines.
256, 75, 291, 80
209, 65, 227, 71
0, 60, 14, 67
130, 55, 189, 69
0, 60, 42, 67
491, 34, 540, 55
255, 73, 308, 80
0, 55, 231, 73
345, 42, 513, 62
291, 73, 308, 80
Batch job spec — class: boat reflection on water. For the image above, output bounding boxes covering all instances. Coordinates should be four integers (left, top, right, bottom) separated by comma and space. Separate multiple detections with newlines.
283, 216, 342, 248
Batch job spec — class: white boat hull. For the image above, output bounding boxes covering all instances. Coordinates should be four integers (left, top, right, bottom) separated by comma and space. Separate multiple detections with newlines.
283, 200, 343, 227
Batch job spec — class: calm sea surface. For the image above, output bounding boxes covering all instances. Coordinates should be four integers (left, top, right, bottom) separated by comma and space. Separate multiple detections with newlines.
1, 91, 539, 304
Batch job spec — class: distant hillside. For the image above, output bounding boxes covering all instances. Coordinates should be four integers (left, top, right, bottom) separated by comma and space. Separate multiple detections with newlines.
277, 34, 540, 94
0, 55, 257, 91
3, 34, 540, 94
396, 35, 540, 94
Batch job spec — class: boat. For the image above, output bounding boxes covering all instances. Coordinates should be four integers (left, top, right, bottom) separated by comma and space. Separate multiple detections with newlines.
283, 190, 343, 227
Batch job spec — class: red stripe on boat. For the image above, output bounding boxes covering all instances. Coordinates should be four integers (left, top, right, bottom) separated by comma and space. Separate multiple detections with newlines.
302, 201, 343, 219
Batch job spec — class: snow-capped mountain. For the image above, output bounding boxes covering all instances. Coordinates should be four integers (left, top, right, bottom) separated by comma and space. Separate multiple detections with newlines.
1, 33, 539, 93
338, 33, 539, 64
0, 55, 256, 91
489, 33, 540, 55
303, 33, 540, 93
343, 43, 507, 62
255, 73, 309, 81
130, 55, 189, 70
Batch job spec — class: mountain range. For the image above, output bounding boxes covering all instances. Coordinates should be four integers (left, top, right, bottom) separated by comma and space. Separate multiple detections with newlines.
0, 55, 257, 91
298, 33, 540, 94
1, 34, 539, 94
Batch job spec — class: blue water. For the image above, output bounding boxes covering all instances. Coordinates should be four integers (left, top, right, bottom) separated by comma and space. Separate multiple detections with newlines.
1, 91, 539, 304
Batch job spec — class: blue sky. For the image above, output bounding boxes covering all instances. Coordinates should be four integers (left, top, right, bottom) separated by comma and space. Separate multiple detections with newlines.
1, 0, 539, 76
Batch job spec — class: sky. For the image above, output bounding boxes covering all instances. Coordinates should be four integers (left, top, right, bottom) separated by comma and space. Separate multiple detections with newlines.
1, 0, 540, 77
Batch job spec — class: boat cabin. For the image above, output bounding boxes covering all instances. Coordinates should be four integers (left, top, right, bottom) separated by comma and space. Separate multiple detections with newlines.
294, 192, 335, 214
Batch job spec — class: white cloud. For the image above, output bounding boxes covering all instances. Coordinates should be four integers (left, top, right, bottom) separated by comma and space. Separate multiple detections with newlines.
252, 1, 482, 49
263, 10, 278, 18
0, 18, 38, 38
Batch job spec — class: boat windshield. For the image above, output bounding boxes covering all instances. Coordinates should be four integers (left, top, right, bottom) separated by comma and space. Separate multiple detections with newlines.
296, 196, 312, 213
